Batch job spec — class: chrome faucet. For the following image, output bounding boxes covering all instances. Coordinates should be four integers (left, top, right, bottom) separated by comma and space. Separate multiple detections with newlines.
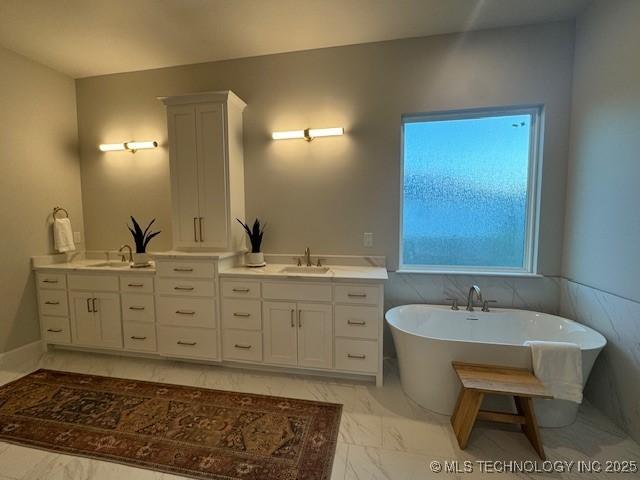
304, 247, 312, 267
466, 285, 483, 312
119, 244, 133, 263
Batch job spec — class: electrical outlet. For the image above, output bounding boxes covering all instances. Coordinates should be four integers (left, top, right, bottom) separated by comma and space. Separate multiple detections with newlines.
363, 232, 374, 248
73, 231, 82, 243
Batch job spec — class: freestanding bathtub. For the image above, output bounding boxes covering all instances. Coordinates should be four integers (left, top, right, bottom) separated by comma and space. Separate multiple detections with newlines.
386, 304, 607, 427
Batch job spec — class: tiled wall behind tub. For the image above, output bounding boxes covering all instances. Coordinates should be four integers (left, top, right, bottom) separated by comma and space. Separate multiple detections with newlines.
383, 273, 561, 356
560, 279, 640, 444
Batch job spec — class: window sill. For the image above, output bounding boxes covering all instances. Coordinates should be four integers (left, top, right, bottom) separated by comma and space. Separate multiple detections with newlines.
395, 269, 543, 278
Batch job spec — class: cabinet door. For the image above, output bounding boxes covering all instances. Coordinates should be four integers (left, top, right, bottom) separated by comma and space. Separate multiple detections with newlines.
168, 104, 200, 246
263, 301, 297, 366
69, 292, 100, 346
297, 303, 333, 369
94, 293, 123, 348
195, 102, 229, 248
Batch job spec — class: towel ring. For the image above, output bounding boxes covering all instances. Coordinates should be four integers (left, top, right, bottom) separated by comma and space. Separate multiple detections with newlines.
53, 206, 69, 219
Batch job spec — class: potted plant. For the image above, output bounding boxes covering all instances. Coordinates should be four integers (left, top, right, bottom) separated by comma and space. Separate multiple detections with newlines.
127, 216, 161, 266
237, 218, 266, 266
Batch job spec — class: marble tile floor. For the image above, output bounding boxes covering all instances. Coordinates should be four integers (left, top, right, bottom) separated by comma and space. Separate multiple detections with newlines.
0, 349, 638, 480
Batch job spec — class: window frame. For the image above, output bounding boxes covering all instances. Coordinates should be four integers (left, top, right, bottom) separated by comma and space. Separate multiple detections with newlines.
398, 105, 544, 275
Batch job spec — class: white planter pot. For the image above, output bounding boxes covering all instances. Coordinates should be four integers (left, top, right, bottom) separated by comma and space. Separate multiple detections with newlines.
132, 253, 150, 266
246, 252, 264, 266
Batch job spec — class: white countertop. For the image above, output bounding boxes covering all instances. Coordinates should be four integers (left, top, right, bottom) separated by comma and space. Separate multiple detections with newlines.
34, 259, 156, 274
152, 250, 241, 260
219, 263, 388, 281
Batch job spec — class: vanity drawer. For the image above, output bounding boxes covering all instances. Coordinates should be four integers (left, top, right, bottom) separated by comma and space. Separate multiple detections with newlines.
262, 282, 332, 302
120, 276, 154, 293
156, 261, 215, 278
157, 296, 216, 328
335, 305, 379, 340
221, 280, 261, 299
221, 299, 262, 330
41, 316, 71, 344
222, 330, 262, 362
123, 322, 157, 352
334, 285, 380, 305
38, 290, 68, 316
68, 274, 119, 292
36, 272, 66, 290
157, 278, 215, 297
157, 325, 218, 359
334, 338, 378, 373
121, 294, 155, 322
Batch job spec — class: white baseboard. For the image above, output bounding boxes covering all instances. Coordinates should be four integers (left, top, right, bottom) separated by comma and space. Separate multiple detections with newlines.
0, 340, 44, 370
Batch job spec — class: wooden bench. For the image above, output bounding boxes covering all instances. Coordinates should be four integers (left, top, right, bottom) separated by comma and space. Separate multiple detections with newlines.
450, 361, 552, 459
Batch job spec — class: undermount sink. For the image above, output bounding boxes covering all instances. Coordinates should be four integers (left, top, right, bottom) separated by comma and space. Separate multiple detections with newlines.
279, 266, 331, 275
87, 261, 131, 268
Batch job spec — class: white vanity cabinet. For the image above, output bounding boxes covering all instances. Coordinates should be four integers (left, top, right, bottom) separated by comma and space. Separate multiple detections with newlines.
154, 258, 219, 361
220, 277, 384, 385
161, 91, 246, 250
36, 270, 156, 351
263, 302, 333, 369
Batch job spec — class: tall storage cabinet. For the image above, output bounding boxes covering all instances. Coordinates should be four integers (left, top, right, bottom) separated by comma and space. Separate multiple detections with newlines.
161, 91, 247, 250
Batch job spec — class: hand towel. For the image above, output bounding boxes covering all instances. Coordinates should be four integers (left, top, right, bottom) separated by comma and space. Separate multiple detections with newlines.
53, 217, 76, 253
524, 340, 583, 403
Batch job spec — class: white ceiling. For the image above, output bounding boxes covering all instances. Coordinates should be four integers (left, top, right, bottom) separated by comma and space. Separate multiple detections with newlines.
0, 0, 591, 78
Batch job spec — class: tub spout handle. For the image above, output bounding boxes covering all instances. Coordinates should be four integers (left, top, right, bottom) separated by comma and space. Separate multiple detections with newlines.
446, 298, 460, 311
481, 300, 497, 312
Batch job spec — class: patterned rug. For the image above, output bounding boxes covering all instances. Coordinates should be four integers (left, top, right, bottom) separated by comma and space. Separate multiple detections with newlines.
0, 369, 342, 479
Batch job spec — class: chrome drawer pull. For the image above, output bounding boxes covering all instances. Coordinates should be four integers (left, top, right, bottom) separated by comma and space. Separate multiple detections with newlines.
176, 310, 196, 315
177, 340, 197, 346
47, 328, 63, 333
173, 267, 194, 272
42, 279, 59, 284
129, 306, 145, 311
232, 288, 250, 293
174, 286, 195, 291
347, 353, 366, 359
347, 320, 366, 326
234, 344, 252, 349
44, 301, 60, 305
131, 336, 147, 340
347, 293, 367, 298
233, 312, 251, 317
127, 283, 144, 287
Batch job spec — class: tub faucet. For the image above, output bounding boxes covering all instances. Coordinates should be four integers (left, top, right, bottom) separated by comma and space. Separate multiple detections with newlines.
466, 285, 483, 312
304, 247, 312, 267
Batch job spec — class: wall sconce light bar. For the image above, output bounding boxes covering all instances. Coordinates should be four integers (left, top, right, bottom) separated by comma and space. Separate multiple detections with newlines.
272, 127, 344, 142
99, 141, 158, 153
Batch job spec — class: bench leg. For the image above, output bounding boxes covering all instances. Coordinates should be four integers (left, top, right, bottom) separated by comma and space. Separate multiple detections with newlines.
515, 396, 546, 460
451, 388, 484, 449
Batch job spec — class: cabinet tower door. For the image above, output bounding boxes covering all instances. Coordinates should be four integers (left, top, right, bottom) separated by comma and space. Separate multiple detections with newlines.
263, 301, 298, 366
168, 104, 200, 246
297, 303, 333, 369
196, 102, 228, 248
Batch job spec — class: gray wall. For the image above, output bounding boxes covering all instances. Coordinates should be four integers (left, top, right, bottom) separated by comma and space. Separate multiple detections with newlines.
0, 46, 84, 353
560, 0, 640, 443
76, 22, 575, 277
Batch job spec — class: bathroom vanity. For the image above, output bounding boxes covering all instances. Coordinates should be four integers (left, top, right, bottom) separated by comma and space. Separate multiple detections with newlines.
33, 255, 387, 385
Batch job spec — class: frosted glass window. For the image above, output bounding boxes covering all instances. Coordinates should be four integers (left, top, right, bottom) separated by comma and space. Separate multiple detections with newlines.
401, 108, 541, 272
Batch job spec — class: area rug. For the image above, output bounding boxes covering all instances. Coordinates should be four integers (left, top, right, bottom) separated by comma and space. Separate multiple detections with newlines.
0, 369, 342, 479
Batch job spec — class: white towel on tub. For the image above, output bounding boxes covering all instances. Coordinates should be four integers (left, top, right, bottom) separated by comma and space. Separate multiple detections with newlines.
524, 340, 583, 403
53, 217, 76, 253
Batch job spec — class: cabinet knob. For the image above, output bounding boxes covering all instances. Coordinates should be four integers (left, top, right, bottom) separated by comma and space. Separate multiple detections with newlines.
347, 293, 367, 298
174, 286, 195, 291
233, 312, 251, 317
347, 319, 366, 326
234, 344, 252, 350
129, 306, 145, 311
130, 336, 147, 340
175, 310, 196, 315
177, 340, 197, 346
47, 328, 63, 333
44, 301, 60, 305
